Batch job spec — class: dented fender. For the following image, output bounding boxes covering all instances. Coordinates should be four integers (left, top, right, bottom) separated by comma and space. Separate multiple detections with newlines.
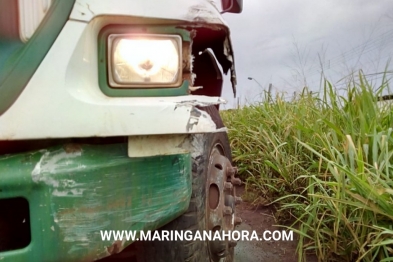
0, 0, 237, 140
0, 94, 226, 140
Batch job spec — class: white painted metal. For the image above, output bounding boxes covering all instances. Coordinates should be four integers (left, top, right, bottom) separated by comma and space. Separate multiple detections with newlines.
0, 20, 226, 139
70, 0, 227, 26
18, 0, 52, 42
128, 135, 189, 157
0, 1, 233, 140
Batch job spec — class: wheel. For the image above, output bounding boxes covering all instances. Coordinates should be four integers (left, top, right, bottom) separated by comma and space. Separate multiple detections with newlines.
135, 106, 242, 262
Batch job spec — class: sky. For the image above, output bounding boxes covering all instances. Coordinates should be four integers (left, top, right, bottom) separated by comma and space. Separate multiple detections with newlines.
220, 0, 393, 108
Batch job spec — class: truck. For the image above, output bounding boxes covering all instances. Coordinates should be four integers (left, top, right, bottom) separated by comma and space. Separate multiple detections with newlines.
0, 0, 243, 261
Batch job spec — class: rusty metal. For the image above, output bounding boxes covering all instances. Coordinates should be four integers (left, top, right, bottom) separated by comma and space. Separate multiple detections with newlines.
234, 217, 242, 226
230, 177, 241, 186
235, 196, 242, 205
63, 143, 83, 153
224, 182, 233, 191
223, 206, 232, 215
106, 240, 123, 255
228, 240, 237, 248
209, 184, 220, 209
227, 166, 237, 176
205, 146, 242, 261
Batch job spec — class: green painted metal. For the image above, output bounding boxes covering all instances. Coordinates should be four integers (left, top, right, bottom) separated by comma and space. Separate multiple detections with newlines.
98, 25, 191, 97
0, 0, 76, 116
0, 143, 191, 261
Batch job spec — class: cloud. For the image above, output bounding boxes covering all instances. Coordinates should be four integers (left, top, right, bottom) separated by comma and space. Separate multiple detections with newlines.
220, 0, 393, 108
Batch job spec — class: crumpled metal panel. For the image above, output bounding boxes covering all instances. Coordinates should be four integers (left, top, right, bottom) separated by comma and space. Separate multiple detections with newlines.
0, 0, 238, 140
69, 0, 238, 96
0, 20, 228, 140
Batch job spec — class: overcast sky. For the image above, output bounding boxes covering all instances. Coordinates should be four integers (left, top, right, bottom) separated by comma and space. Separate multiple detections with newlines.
220, 0, 393, 108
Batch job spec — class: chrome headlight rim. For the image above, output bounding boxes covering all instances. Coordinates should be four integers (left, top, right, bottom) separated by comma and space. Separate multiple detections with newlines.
107, 33, 183, 89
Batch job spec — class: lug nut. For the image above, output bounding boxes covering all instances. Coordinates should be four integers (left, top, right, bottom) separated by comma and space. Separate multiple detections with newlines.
227, 166, 238, 176
231, 177, 242, 186
234, 216, 242, 226
223, 206, 233, 215
229, 240, 238, 248
235, 197, 243, 205
224, 182, 233, 190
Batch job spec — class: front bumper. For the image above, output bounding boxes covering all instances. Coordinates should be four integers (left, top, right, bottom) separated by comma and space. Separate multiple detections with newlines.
0, 142, 191, 262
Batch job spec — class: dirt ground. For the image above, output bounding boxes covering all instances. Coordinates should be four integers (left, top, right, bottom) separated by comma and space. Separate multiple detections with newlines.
234, 186, 318, 262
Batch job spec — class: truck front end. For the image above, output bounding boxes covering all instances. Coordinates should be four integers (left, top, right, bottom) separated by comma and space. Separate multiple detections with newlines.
0, 0, 242, 261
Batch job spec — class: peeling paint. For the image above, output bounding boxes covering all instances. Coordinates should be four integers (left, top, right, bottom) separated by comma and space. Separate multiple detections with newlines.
3, 144, 191, 261
52, 188, 86, 197
71, 0, 227, 25
0, 0, 238, 140
176, 98, 226, 108
186, 107, 202, 131
32, 150, 82, 180
31, 149, 91, 197
189, 134, 205, 159
63, 143, 83, 154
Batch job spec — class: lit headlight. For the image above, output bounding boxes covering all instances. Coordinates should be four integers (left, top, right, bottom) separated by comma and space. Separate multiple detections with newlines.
108, 34, 182, 88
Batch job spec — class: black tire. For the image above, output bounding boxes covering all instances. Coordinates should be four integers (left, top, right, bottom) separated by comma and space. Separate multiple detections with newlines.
135, 106, 237, 262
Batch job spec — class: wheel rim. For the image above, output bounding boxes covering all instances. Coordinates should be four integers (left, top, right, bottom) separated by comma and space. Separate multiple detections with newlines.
206, 145, 242, 261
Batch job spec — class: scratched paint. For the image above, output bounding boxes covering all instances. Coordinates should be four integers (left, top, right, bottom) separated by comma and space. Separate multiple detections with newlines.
0, 0, 237, 140
70, 0, 227, 25
0, 143, 191, 262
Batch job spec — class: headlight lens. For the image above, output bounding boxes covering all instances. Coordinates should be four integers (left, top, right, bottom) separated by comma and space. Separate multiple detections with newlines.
108, 34, 182, 87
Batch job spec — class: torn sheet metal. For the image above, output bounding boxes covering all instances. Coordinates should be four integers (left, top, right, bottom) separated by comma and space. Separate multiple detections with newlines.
0, 2, 237, 140
127, 131, 233, 158
175, 97, 226, 108
69, 0, 238, 97
183, 25, 237, 97
224, 37, 237, 97
182, 39, 196, 90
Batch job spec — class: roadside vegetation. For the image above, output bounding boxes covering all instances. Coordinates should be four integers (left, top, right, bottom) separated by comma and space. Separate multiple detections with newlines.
222, 71, 393, 262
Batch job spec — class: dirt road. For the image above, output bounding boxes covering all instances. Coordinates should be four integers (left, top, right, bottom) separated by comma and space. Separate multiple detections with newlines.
234, 187, 317, 262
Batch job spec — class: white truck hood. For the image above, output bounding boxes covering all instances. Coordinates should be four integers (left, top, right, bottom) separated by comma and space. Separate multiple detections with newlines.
70, 0, 228, 26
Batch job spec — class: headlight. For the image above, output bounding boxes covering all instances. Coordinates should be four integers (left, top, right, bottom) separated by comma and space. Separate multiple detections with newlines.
108, 34, 182, 88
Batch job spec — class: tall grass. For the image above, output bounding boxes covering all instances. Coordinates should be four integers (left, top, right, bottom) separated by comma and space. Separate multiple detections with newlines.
222, 72, 393, 261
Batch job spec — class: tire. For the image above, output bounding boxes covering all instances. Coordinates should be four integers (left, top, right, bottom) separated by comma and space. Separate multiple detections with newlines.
135, 106, 241, 262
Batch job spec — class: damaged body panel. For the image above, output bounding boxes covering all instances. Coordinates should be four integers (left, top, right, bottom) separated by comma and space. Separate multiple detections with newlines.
70, 0, 238, 97
0, 14, 235, 140
0, 143, 191, 261
70, 0, 227, 25
0, 0, 241, 261
0, 0, 237, 140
